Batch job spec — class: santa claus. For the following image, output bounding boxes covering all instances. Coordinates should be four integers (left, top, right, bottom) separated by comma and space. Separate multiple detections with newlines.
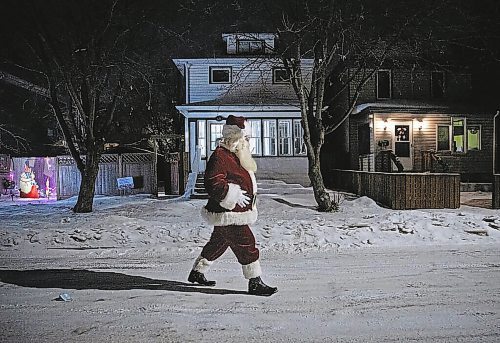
188, 115, 277, 296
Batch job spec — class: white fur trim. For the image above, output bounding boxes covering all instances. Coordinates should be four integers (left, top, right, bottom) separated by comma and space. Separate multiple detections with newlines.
192, 255, 213, 273
201, 207, 258, 226
219, 183, 241, 210
242, 260, 262, 279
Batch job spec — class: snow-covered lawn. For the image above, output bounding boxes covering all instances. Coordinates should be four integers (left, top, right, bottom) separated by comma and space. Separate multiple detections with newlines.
0, 183, 499, 342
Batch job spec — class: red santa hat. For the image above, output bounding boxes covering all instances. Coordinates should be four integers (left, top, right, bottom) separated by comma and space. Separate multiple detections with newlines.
222, 115, 247, 140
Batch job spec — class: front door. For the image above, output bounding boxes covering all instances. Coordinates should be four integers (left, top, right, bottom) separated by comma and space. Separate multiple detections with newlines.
392, 122, 413, 171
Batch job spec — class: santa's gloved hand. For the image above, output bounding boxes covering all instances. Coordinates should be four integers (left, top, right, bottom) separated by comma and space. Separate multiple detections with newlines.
236, 190, 250, 207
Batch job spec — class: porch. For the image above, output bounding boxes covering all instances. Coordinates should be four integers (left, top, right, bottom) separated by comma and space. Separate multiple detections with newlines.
329, 169, 461, 209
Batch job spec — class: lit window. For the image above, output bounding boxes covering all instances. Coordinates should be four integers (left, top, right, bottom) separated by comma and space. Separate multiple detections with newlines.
431, 71, 445, 98
437, 125, 451, 151
237, 40, 264, 54
278, 120, 293, 156
263, 119, 277, 156
247, 119, 262, 155
377, 70, 391, 99
209, 123, 224, 150
467, 125, 481, 150
273, 68, 290, 84
452, 118, 465, 152
197, 121, 206, 157
293, 120, 306, 155
209, 67, 232, 84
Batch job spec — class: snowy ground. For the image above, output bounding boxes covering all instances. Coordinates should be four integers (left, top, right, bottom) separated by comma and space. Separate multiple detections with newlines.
0, 182, 499, 342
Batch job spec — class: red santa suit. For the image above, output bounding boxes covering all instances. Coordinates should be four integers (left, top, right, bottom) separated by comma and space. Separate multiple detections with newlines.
192, 116, 262, 280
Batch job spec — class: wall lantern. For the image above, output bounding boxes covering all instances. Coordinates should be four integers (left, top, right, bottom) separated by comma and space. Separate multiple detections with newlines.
417, 119, 424, 131
383, 120, 388, 131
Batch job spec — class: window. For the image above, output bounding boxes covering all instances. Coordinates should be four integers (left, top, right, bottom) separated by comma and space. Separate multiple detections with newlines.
431, 71, 445, 98
437, 125, 451, 151
197, 121, 207, 157
209, 67, 232, 84
262, 119, 277, 156
293, 120, 306, 155
247, 119, 262, 155
273, 68, 290, 84
377, 70, 391, 99
467, 125, 481, 150
358, 123, 371, 155
236, 40, 265, 54
278, 120, 293, 155
452, 118, 465, 152
209, 123, 224, 151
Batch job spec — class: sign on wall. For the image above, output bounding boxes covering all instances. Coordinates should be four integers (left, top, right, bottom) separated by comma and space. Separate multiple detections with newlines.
117, 176, 134, 190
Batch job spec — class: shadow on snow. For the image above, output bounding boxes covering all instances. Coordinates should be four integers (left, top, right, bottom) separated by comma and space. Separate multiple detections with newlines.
0, 269, 248, 295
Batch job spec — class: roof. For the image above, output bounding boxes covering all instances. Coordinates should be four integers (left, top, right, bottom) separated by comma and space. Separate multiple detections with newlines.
352, 100, 492, 115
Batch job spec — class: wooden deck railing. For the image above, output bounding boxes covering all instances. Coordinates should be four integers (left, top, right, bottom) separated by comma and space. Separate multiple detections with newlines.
330, 169, 461, 209
493, 174, 500, 209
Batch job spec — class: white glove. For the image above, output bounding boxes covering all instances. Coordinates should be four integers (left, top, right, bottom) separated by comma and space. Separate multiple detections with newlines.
236, 190, 250, 207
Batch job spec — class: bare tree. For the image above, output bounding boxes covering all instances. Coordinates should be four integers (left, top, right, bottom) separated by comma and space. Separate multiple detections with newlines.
1, 0, 181, 212
272, 0, 445, 211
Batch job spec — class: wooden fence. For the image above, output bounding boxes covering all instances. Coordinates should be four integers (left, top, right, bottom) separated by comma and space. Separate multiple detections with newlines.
56, 153, 155, 199
330, 169, 461, 209
493, 174, 500, 209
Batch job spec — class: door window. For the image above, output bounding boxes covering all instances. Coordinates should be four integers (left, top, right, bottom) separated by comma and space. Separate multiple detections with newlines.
394, 125, 410, 157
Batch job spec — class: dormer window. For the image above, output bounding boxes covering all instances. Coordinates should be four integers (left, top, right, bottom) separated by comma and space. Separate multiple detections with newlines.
209, 66, 232, 84
237, 40, 265, 54
273, 68, 290, 84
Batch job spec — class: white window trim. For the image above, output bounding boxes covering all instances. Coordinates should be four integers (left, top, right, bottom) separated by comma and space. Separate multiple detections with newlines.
209, 66, 232, 84
436, 124, 452, 152
278, 119, 293, 156
236, 39, 265, 54
467, 124, 482, 151
273, 67, 289, 84
452, 117, 467, 153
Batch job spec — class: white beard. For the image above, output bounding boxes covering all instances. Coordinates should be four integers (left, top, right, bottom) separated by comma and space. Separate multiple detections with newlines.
235, 138, 257, 172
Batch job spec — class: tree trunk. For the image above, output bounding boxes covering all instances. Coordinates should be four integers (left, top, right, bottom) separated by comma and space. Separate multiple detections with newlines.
308, 151, 333, 212
73, 150, 101, 213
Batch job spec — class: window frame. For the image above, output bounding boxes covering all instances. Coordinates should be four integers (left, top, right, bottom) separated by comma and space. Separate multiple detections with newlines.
466, 124, 481, 151
236, 39, 265, 54
436, 124, 452, 152
431, 71, 445, 98
278, 119, 293, 156
376, 69, 392, 99
247, 119, 262, 156
272, 67, 290, 84
209, 66, 232, 84
452, 117, 466, 153
197, 120, 207, 158
262, 119, 277, 156
209, 122, 224, 151
293, 119, 306, 155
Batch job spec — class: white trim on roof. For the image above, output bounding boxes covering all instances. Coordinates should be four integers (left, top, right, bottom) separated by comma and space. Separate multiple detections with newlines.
176, 105, 300, 118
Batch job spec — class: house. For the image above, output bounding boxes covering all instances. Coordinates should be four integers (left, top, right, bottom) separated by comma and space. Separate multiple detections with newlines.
173, 33, 313, 185
345, 68, 495, 184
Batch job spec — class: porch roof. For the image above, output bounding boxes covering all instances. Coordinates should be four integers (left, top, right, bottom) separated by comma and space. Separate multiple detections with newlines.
176, 96, 301, 118
352, 100, 482, 115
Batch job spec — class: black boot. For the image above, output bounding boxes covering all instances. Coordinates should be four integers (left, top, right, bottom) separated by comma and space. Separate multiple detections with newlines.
248, 276, 277, 296
188, 270, 216, 286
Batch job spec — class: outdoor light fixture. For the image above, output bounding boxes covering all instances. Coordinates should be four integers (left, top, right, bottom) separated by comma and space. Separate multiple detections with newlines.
417, 119, 423, 131
383, 120, 388, 131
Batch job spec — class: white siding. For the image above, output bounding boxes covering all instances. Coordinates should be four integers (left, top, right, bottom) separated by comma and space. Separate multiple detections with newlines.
174, 58, 313, 104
